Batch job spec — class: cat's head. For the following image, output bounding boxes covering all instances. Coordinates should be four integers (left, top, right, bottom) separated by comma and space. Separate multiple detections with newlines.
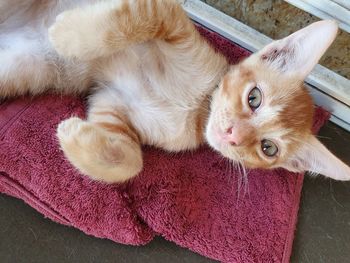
206, 20, 350, 180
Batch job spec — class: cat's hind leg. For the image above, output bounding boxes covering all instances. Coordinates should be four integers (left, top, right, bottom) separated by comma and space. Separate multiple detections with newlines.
48, 0, 192, 60
57, 90, 143, 183
0, 30, 55, 98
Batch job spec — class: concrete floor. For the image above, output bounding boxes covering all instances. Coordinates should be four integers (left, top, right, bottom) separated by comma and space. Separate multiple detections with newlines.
0, 121, 349, 263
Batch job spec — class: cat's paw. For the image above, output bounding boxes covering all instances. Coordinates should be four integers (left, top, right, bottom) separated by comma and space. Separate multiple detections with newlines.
49, 10, 82, 58
57, 117, 143, 183
57, 116, 84, 138
49, 10, 102, 60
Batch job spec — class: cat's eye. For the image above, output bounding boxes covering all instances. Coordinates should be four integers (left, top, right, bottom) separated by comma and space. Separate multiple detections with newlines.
261, 139, 278, 157
248, 87, 262, 110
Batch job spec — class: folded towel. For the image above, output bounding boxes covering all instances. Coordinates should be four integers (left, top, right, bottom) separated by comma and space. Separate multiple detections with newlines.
0, 26, 330, 262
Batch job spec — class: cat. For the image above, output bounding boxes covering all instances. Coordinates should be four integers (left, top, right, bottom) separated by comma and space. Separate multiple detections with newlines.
0, 0, 349, 183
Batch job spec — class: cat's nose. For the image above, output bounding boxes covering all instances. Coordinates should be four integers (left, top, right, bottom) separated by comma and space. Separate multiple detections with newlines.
225, 124, 253, 146
225, 126, 239, 145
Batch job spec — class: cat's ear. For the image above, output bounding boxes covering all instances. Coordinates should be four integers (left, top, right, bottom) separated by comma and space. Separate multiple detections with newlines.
258, 20, 338, 78
282, 135, 350, 181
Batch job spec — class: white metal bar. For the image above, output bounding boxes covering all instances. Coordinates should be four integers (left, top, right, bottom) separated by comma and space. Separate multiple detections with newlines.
330, 115, 350, 131
309, 65, 350, 107
307, 84, 350, 131
183, 0, 271, 52
283, 0, 350, 33
333, 0, 350, 9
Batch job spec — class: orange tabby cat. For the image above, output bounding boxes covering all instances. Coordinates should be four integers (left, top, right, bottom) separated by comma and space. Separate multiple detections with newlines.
1, 0, 349, 183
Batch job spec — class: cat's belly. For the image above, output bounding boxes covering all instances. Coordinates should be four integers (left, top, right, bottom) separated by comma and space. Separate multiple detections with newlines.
132, 102, 201, 151
107, 85, 202, 151
97, 69, 204, 151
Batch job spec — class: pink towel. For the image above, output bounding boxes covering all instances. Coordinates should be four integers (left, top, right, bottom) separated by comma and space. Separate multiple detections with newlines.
0, 26, 330, 262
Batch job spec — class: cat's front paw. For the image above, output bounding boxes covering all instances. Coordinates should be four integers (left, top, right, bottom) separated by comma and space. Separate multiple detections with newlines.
49, 9, 103, 60
49, 10, 83, 58
57, 116, 84, 138
57, 117, 143, 183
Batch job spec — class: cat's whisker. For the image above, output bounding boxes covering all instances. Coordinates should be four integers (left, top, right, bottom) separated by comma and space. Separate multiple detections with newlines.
315, 135, 332, 140
224, 158, 230, 182
226, 159, 236, 194
234, 161, 243, 201
236, 159, 249, 201
238, 158, 250, 198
